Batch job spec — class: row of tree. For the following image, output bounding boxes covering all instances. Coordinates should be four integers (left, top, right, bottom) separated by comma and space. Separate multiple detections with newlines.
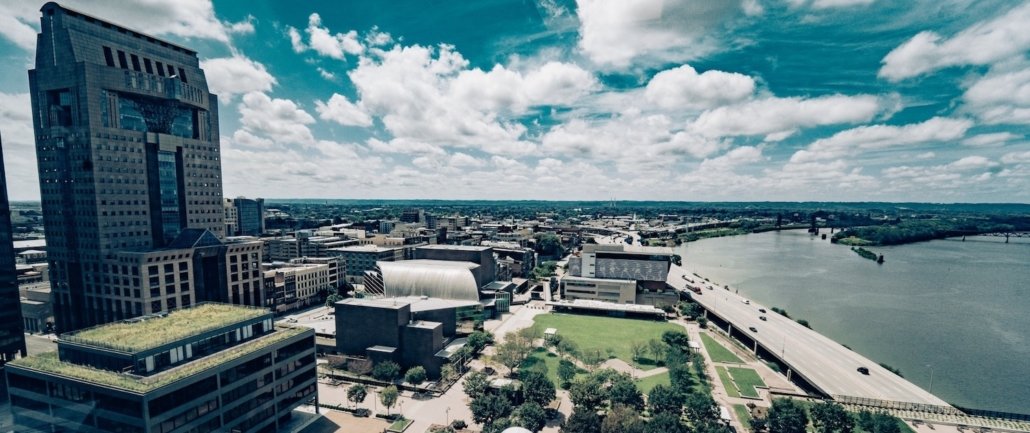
463, 368, 557, 433
760, 399, 906, 433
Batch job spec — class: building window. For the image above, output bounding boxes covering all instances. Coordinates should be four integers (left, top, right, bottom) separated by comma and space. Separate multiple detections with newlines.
116, 50, 128, 69
102, 46, 115, 67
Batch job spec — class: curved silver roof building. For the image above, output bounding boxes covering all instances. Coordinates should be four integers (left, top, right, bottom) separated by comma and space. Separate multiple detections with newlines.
378, 260, 481, 301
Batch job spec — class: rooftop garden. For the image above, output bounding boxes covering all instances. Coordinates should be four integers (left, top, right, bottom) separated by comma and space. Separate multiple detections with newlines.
62, 303, 269, 353
11, 326, 308, 394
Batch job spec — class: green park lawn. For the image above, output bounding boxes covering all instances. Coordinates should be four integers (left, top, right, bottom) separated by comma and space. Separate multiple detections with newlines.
522, 347, 578, 384
530, 314, 683, 370
727, 367, 765, 399
700, 333, 744, 364
715, 366, 741, 398
634, 372, 671, 394
733, 404, 753, 430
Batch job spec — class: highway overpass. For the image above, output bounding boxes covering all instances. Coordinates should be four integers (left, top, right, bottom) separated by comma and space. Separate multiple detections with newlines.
667, 265, 953, 409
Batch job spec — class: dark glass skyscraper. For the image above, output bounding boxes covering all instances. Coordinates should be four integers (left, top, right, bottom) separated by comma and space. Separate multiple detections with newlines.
0, 134, 28, 362
30, 2, 227, 332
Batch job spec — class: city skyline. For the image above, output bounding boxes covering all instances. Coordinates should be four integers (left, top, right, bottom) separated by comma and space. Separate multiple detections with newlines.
1, 0, 1029, 203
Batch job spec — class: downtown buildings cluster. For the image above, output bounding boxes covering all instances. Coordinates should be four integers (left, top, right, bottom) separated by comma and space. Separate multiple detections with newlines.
0, 3, 683, 432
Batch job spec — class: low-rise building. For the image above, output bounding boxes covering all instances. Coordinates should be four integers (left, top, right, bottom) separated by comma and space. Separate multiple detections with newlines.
561, 244, 678, 307
20, 282, 53, 334
334, 297, 481, 379
327, 245, 406, 284
263, 257, 343, 312
264, 230, 352, 262
5, 303, 317, 433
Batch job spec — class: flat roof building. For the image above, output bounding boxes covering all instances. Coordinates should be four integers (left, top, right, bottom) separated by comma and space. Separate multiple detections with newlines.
5, 303, 317, 432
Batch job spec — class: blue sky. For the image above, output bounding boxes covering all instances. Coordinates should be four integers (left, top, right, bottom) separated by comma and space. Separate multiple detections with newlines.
1, 0, 1028, 202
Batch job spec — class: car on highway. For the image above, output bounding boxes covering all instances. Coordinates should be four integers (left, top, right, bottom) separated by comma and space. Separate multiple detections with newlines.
758, 308, 766, 313
743, 299, 750, 304
748, 326, 758, 332
857, 366, 870, 375
759, 316, 767, 321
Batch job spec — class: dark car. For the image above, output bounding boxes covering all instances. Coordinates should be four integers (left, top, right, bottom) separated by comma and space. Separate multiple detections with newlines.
759, 316, 767, 321
857, 367, 870, 375
748, 326, 758, 332
759, 308, 767, 313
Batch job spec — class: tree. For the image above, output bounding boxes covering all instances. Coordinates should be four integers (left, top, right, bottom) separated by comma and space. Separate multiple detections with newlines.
440, 364, 458, 383
579, 349, 605, 370
512, 402, 548, 432
463, 370, 490, 400
470, 393, 511, 426
684, 393, 720, 425
645, 412, 687, 433
562, 409, 601, 433
751, 416, 769, 433
647, 384, 683, 416
609, 374, 644, 410
325, 293, 344, 308
662, 330, 691, 351
767, 399, 809, 433
569, 375, 606, 411
556, 339, 578, 359
404, 366, 427, 385
602, 405, 646, 433
698, 316, 709, 328
871, 413, 902, 433
380, 385, 399, 416
467, 331, 494, 354
630, 341, 646, 362
520, 370, 556, 407
347, 384, 367, 409
557, 359, 577, 388
372, 361, 401, 382
647, 339, 666, 365
810, 401, 854, 433
496, 339, 531, 376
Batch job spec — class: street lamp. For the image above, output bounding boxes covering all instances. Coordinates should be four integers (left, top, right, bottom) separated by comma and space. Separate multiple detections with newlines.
446, 407, 451, 425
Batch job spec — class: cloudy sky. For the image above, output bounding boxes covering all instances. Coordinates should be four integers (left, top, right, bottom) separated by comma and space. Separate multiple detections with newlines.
1, 0, 1029, 202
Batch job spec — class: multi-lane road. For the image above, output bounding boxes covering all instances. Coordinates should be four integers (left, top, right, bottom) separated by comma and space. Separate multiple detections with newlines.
667, 265, 950, 407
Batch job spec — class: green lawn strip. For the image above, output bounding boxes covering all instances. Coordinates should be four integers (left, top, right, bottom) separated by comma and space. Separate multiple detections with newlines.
388, 418, 413, 432
700, 333, 744, 364
634, 371, 671, 394
715, 366, 741, 398
530, 314, 682, 370
733, 404, 753, 430
727, 367, 765, 399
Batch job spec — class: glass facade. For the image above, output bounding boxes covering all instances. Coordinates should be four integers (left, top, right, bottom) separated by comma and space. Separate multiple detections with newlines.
158, 151, 181, 244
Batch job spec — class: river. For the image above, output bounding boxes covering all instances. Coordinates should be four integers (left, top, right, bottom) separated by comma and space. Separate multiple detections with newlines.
674, 229, 1030, 413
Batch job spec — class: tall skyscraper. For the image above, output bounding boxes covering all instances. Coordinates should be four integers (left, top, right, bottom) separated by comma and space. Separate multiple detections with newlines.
0, 134, 28, 362
29, 3, 240, 332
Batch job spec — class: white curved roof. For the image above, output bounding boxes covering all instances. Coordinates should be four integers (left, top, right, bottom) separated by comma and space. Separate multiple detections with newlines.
502, 428, 532, 433
379, 260, 481, 301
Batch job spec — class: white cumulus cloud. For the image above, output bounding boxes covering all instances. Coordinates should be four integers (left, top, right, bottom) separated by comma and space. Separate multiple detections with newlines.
315, 93, 372, 127
689, 94, 884, 139
199, 54, 277, 99
645, 64, 755, 109
879, 2, 1030, 81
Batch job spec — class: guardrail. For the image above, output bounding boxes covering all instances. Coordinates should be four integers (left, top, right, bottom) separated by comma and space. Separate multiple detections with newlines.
833, 395, 964, 415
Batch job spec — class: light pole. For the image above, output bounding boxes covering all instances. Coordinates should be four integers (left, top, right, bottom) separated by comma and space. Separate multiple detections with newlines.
926, 364, 934, 393
446, 407, 451, 425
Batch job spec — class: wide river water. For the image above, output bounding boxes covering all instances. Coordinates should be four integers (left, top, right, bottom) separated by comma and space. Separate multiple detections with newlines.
674, 229, 1029, 413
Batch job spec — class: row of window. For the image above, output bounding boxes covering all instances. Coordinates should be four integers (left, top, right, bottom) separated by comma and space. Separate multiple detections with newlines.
102, 46, 188, 83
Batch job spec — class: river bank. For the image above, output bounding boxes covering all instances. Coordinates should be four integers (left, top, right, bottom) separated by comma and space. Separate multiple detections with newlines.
673, 230, 1030, 413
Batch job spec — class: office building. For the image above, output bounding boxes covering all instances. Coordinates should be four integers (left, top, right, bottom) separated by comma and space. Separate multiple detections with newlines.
327, 245, 406, 284
399, 208, 423, 224
378, 220, 396, 235
0, 135, 28, 360
492, 247, 536, 279
29, 3, 227, 331
20, 282, 54, 334
562, 244, 677, 306
6, 303, 317, 432
263, 256, 342, 312
335, 297, 481, 379
264, 230, 350, 262
225, 197, 265, 236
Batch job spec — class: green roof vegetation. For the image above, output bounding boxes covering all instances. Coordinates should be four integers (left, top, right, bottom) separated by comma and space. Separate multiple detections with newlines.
63, 303, 269, 353
11, 326, 308, 394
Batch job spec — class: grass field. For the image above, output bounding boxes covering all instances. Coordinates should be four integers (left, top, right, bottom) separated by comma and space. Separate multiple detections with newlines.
715, 366, 741, 398
733, 405, 752, 430
700, 333, 744, 364
387, 418, 412, 432
530, 314, 683, 370
522, 347, 577, 384
727, 367, 765, 399
634, 371, 671, 394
